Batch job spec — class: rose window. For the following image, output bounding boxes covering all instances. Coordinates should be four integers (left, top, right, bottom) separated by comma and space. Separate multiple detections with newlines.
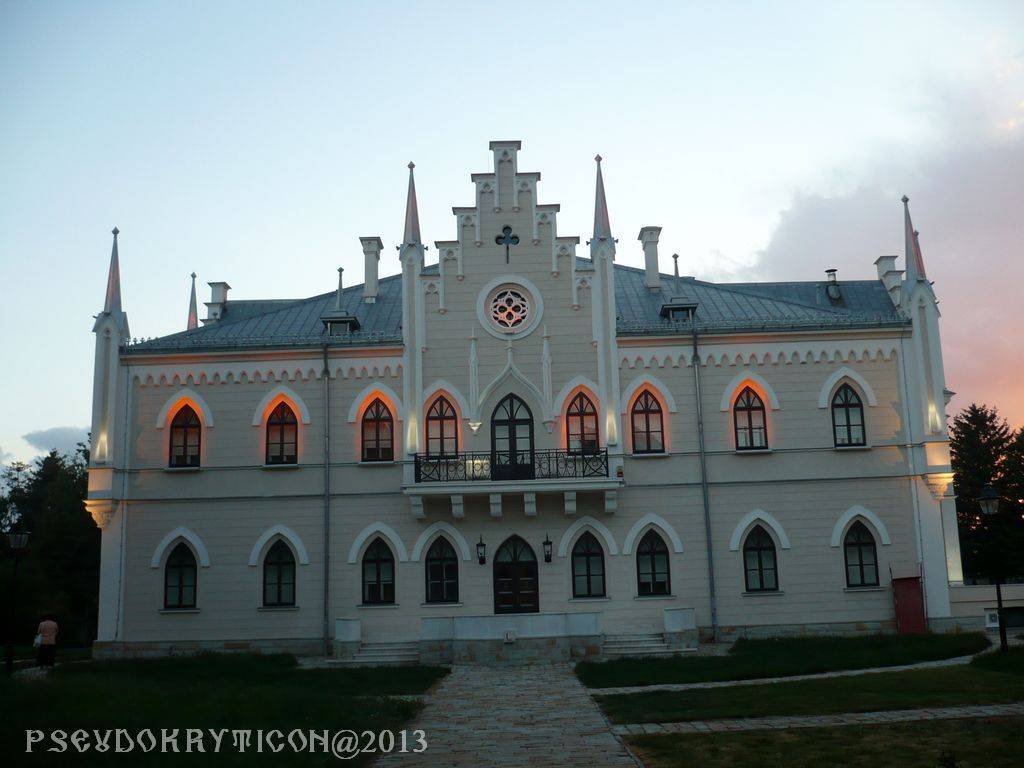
489, 288, 530, 331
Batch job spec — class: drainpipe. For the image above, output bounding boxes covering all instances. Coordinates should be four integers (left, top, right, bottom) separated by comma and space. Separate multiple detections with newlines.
691, 325, 718, 641
321, 342, 332, 656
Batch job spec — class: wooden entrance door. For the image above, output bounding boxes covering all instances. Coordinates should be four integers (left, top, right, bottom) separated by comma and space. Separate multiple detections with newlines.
493, 536, 539, 614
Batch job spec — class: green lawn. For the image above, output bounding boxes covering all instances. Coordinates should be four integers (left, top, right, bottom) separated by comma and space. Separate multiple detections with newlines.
11, 645, 93, 663
628, 716, 1024, 768
596, 646, 1024, 724
577, 633, 990, 688
2, 654, 447, 766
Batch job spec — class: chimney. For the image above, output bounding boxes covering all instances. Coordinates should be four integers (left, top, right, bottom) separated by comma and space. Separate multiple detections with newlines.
638, 226, 663, 290
360, 236, 383, 303
874, 255, 902, 306
203, 281, 231, 324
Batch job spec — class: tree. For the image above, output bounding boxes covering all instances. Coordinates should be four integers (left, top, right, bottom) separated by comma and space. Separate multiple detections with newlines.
949, 404, 1024, 581
1, 443, 99, 647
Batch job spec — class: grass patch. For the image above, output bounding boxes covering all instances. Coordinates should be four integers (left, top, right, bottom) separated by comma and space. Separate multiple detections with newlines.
628, 716, 1024, 768
578, 632, 990, 689
11, 645, 92, 663
597, 648, 1024, 724
2, 653, 446, 766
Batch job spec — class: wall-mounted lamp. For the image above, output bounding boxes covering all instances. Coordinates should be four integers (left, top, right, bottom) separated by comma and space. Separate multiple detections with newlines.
476, 536, 486, 565
543, 534, 553, 563
468, 421, 482, 433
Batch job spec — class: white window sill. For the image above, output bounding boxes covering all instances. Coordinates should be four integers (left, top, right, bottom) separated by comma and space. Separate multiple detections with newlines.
164, 466, 201, 473
742, 590, 784, 597
735, 449, 771, 455
834, 445, 872, 451
634, 594, 676, 601
358, 603, 400, 609
844, 586, 885, 593
158, 608, 200, 614
262, 463, 300, 470
570, 596, 611, 602
629, 452, 670, 459
421, 602, 463, 607
358, 461, 397, 467
258, 605, 300, 611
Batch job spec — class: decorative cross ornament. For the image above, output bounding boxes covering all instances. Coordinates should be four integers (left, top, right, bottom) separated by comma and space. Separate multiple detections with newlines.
495, 226, 520, 264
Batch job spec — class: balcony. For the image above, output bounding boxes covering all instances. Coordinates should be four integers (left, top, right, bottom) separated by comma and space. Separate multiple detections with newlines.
405, 449, 621, 518
414, 448, 609, 483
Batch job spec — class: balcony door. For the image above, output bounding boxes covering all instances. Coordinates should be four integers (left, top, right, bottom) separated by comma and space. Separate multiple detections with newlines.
491, 394, 535, 481
493, 535, 539, 614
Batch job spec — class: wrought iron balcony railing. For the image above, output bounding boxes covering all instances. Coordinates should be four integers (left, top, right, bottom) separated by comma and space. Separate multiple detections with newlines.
414, 448, 609, 483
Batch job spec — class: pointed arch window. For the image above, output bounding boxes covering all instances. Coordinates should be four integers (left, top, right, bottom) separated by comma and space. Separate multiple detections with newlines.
734, 387, 767, 450
169, 405, 201, 468
831, 384, 866, 447
566, 392, 599, 455
743, 525, 778, 592
263, 540, 296, 606
426, 397, 458, 457
844, 521, 879, 587
362, 537, 395, 605
630, 390, 664, 454
361, 398, 394, 462
636, 530, 670, 596
266, 402, 298, 465
572, 532, 606, 598
424, 537, 459, 604
164, 542, 197, 609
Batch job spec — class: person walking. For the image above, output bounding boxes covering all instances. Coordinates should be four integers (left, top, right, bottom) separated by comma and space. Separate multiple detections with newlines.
35, 616, 58, 668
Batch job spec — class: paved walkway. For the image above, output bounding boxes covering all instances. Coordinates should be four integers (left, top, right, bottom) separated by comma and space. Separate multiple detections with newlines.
612, 701, 1024, 735
376, 663, 637, 767
593, 653, 977, 696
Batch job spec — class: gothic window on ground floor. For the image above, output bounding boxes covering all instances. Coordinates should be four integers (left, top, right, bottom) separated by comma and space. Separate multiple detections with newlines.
362, 537, 395, 605
844, 521, 879, 587
164, 542, 197, 609
572, 531, 605, 598
425, 536, 459, 604
636, 529, 670, 596
263, 539, 296, 606
743, 525, 778, 592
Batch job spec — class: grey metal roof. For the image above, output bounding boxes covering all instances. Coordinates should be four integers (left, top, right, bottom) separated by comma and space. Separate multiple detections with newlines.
124, 260, 907, 355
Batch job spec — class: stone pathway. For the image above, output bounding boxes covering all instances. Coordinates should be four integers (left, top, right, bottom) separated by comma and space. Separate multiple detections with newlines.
612, 701, 1024, 735
376, 663, 638, 767
593, 653, 977, 696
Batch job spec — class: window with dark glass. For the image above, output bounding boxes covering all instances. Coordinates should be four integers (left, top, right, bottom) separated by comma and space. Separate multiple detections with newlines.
630, 390, 664, 454
566, 392, 599, 454
636, 530, 670, 596
362, 537, 395, 605
426, 397, 458, 457
265, 402, 298, 465
424, 537, 459, 604
361, 398, 394, 462
734, 387, 767, 450
844, 521, 879, 587
572, 532, 605, 598
164, 542, 197, 609
831, 384, 866, 447
169, 405, 201, 468
262, 540, 296, 606
743, 525, 778, 592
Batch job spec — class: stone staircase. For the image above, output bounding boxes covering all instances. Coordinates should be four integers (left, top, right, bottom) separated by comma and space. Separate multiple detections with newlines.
602, 632, 683, 660
328, 640, 421, 667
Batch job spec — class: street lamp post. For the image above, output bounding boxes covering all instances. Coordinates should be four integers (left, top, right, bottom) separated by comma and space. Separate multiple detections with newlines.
977, 484, 1007, 653
5, 526, 30, 675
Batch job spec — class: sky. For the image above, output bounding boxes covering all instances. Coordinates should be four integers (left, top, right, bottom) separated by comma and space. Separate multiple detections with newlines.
1, 0, 1022, 464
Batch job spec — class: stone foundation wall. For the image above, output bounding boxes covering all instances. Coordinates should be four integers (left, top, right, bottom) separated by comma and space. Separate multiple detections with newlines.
421, 635, 602, 665
93, 637, 323, 660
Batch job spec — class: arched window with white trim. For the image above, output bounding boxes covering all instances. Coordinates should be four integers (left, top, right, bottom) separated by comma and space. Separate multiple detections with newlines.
169, 405, 201, 468
630, 390, 664, 454
361, 398, 394, 462
362, 537, 395, 605
734, 387, 767, 451
743, 525, 778, 592
566, 392, 599, 455
844, 521, 878, 587
424, 537, 459, 604
572, 532, 605, 598
636, 530, 670, 596
164, 542, 197, 609
265, 402, 298, 465
263, 540, 296, 606
831, 384, 866, 447
426, 397, 458, 457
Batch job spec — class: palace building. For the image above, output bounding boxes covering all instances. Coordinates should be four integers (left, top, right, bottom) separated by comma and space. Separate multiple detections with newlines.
86, 140, 980, 662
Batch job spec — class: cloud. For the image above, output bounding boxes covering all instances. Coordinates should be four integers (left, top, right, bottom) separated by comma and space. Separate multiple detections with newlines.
751, 68, 1024, 428
22, 427, 89, 456
0, 446, 11, 464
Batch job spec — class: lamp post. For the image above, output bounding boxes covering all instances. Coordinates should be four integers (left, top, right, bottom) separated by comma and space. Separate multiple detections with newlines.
5, 523, 30, 675
977, 484, 1007, 653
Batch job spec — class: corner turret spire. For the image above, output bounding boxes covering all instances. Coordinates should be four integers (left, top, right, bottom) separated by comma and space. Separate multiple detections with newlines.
902, 196, 928, 283
104, 227, 122, 314
403, 162, 421, 245
187, 272, 198, 330
592, 155, 612, 242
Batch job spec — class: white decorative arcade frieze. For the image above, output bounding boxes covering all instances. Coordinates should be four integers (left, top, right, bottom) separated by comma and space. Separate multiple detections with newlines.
131, 357, 403, 387
619, 340, 901, 370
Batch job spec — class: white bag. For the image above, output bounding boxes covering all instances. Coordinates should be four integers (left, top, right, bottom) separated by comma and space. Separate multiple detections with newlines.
32, 634, 42, 648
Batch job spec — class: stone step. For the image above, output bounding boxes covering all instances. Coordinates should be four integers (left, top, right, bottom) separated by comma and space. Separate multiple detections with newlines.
360, 642, 419, 651
327, 657, 422, 667
604, 648, 681, 659
604, 637, 666, 646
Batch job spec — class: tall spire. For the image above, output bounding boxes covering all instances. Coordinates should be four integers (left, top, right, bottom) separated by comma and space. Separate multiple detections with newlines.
403, 162, 421, 245
187, 272, 198, 330
103, 227, 122, 314
902, 196, 928, 282
335, 267, 344, 311
592, 154, 612, 241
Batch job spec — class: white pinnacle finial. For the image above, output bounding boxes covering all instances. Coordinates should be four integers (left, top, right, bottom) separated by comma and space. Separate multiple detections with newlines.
902, 195, 927, 282
187, 272, 199, 330
103, 226, 122, 314
592, 154, 612, 241
403, 162, 421, 245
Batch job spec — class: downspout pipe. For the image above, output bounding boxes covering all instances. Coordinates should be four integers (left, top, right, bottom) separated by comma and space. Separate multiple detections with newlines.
321, 342, 331, 656
692, 325, 718, 641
